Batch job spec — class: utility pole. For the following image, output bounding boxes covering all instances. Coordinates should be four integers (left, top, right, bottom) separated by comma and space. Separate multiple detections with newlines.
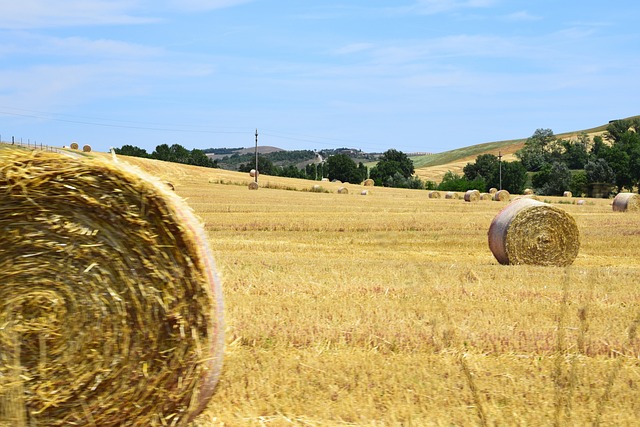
498, 151, 503, 190
254, 129, 259, 183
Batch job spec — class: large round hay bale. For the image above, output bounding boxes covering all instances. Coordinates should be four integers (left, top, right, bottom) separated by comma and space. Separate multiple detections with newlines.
249, 169, 258, 178
479, 192, 493, 201
0, 149, 224, 426
612, 192, 640, 212
428, 191, 441, 199
360, 190, 369, 196
248, 181, 259, 190
464, 189, 480, 202
82, 144, 92, 153
363, 179, 374, 186
489, 187, 498, 194
445, 191, 457, 199
488, 198, 580, 266
338, 186, 349, 194
523, 188, 534, 195
69, 142, 79, 150
493, 189, 510, 201
563, 191, 572, 198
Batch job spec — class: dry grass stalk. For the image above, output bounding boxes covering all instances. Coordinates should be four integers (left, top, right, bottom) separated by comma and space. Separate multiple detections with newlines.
464, 190, 480, 202
428, 191, 441, 199
612, 192, 640, 212
493, 189, 510, 201
487, 198, 580, 266
0, 149, 224, 426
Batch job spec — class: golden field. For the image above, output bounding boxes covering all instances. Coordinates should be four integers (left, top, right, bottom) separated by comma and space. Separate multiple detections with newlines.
104, 156, 640, 426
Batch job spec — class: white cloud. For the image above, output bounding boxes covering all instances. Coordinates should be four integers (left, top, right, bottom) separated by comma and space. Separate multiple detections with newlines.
407, 0, 498, 15
0, 0, 157, 29
503, 10, 542, 22
163, 0, 253, 12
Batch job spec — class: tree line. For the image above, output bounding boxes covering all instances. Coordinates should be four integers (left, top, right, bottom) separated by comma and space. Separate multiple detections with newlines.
115, 144, 219, 168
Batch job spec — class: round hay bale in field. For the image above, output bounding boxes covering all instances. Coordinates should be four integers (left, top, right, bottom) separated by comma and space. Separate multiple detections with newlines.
338, 186, 349, 194
311, 184, 322, 192
428, 191, 441, 199
82, 144, 92, 153
361, 190, 369, 196
577, 199, 585, 205
363, 179, 374, 186
0, 149, 224, 426
493, 189, 510, 201
612, 192, 640, 212
69, 142, 79, 150
480, 192, 493, 201
489, 187, 498, 194
488, 198, 580, 266
249, 169, 258, 178
563, 191, 572, 198
445, 191, 457, 199
321, 178, 329, 182
248, 181, 259, 190
464, 189, 480, 202
524, 188, 534, 195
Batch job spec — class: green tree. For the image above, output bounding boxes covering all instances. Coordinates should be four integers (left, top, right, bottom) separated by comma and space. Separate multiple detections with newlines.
437, 171, 485, 192
532, 161, 571, 195
516, 128, 557, 171
463, 154, 498, 189
325, 154, 364, 184
369, 149, 414, 186
569, 171, 588, 197
585, 158, 616, 185
500, 161, 528, 194
115, 144, 149, 158
561, 137, 590, 169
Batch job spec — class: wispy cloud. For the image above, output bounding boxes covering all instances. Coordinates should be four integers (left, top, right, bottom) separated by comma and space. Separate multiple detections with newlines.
502, 10, 541, 22
404, 0, 498, 15
0, 0, 157, 29
164, 0, 253, 12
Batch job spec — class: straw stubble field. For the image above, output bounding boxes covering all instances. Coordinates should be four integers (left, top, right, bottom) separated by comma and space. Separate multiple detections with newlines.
69, 155, 640, 425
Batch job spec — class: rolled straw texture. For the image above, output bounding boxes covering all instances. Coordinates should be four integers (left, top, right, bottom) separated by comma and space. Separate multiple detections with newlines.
464, 190, 480, 202
428, 191, 441, 199
493, 189, 510, 201
363, 179, 374, 186
488, 198, 580, 266
612, 192, 640, 212
479, 192, 492, 201
0, 149, 224, 426
445, 191, 457, 199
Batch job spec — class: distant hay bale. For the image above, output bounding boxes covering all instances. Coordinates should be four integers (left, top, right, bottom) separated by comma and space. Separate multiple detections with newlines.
488, 198, 580, 266
248, 181, 259, 190
361, 190, 369, 196
82, 144, 92, 153
489, 187, 498, 194
321, 178, 329, 182
445, 191, 457, 199
311, 184, 322, 192
69, 142, 79, 150
0, 149, 224, 426
563, 191, 572, 198
338, 187, 349, 194
363, 179, 375, 186
577, 199, 586, 205
479, 192, 493, 201
428, 191, 441, 199
249, 169, 258, 178
464, 189, 480, 202
523, 188, 534, 195
612, 192, 640, 212
493, 189, 510, 201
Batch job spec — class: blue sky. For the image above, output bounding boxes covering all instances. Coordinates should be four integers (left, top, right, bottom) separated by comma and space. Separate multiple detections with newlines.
1, 1, 639, 154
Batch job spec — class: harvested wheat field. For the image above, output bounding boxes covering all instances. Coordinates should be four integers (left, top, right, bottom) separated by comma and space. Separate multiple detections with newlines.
4, 148, 640, 426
